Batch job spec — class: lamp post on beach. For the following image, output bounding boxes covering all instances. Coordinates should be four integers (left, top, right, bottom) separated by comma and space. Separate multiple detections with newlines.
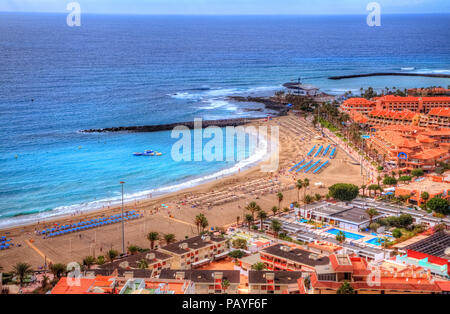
120, 181, 125, 255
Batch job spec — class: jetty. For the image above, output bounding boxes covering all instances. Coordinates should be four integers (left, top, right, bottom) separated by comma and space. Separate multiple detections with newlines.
81, 117, 262, 133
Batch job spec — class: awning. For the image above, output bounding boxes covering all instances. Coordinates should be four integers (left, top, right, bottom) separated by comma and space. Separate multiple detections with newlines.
192, 258, 210, 268
214, 251, 230, 260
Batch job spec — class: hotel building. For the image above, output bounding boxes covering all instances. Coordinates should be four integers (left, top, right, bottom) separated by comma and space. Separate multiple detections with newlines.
51, 275, 194, 294
374, 95, 450, 113
340, 98, 376, 114
366, 126, 450, 170
159, 235, 228, 269
248, 271, 303, 294
97, 250, 173, 277
260, 244, 330, 272
298, 254, 450, 294
158, 269, 240, 294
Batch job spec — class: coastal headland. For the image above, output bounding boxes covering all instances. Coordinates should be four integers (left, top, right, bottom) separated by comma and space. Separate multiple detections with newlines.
81, 98, 289, 133
81, 118, 262, 133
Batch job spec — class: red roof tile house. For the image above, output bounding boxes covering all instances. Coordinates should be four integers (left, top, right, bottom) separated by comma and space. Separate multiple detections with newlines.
374, 95, 450, 113
340, 98, 376, 114
298, 254, 448, 294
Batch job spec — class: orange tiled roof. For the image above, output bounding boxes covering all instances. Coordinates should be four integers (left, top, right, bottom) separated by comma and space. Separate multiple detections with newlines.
376, 95, 450, 103
435, 281, 450, 292
422, 96, 450, 102
309, 266, 442, 292
368, 109, 416, 120
343, 98, 376, 105
348, 110, 368, 123
422, 128, 450, 137
416, 135, 437, 143
428, 107, 450, 117
411, 148, 448, 160
329, 255, 354, 272
51, 277, 95, 294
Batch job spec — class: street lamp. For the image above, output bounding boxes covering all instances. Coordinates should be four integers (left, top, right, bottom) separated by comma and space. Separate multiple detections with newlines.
120, 181, 125, 255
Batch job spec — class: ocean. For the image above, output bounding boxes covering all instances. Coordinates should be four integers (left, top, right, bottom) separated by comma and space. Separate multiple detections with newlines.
0, 13, 449, 228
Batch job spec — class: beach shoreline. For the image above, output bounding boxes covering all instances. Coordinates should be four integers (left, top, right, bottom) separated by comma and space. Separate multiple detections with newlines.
0, 118, 275, 232
0, 113, 364, 271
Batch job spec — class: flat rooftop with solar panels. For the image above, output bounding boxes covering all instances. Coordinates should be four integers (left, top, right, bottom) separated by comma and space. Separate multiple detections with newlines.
404, 231, 450, 260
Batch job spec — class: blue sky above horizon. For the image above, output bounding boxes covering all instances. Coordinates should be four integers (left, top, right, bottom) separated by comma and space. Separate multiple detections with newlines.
1, 0, 450, 15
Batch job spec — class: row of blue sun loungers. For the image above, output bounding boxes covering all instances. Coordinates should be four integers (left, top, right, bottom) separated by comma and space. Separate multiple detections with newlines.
329, 147, 337, 159
0, 236, 13, 250
289, 159, 305, 172
39, 211, 142, 238
305, 159, 322, 173
313, 160, 329, 174
322, 145, 331, 157
314, 145, 323, 158
296, 160, 312, 172
306, 145, 316, 157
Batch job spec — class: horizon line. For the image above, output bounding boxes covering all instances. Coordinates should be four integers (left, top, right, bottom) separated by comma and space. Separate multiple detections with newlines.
1, 11, 450, 16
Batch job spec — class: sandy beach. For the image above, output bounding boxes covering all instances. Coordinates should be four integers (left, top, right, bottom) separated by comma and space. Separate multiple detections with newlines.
0, 113, 363, 271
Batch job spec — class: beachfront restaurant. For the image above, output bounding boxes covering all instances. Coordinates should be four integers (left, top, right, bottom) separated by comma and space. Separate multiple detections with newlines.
299, 201, 384, 231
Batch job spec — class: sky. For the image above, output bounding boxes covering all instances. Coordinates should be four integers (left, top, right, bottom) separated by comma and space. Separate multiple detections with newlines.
1, 0, 450, 15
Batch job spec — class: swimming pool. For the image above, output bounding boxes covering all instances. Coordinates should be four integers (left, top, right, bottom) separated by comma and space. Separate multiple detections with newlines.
325, 228, 364, 240
365, 237, 392, 246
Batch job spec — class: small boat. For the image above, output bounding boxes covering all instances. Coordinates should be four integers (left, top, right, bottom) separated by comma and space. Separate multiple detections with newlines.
133, 152, 143, 156
155, 152, 162, 156
144, 150, 154, 154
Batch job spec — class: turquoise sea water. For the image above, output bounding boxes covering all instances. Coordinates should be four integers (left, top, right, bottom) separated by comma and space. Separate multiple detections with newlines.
0, 13, 449, 228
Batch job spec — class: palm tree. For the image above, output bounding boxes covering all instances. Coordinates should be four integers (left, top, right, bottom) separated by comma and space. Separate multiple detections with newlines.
83, 256, 96, 269
271, 219, 282, 238
296, 179, 304, 202
194, 214, 203, 234
335, 231, 346, 252
361, 184, 367, 197
421, 192, 430, 209
41, 274, 49, 290
194, 213, 208, 234
251, 262, 267, 271
337, 281, 355, 294
304, 194, 313, 205
13, 263, 33, 287
381, 236, 391, 259
277, 192, 284, 211
127, 245, 140, 255
366, 208, 379, 226
221, 279, 230, 291
138, 259, 149, 269
244, 214, 254, 230
257, 210, 268, 231
147, 232, 159, 250
245, 201, 260, 219
49, 263, 66, 280
236, 216, 240, 227
314, 193, 322, 201
107, 249, 118, 262
303, 178, 310, 210
271, 206, 279, 217
164, 233, 176, 245
200, 215, 209, 233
